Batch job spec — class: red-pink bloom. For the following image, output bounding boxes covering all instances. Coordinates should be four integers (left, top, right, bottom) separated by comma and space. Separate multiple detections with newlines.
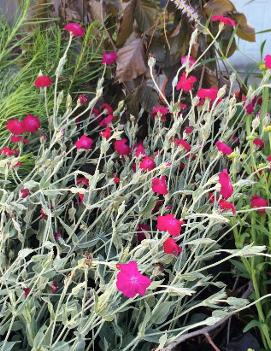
20, 188, 30, 198
181, 55, 196, 67
137, 224, 150, 242
179, 103, 187, 110
101, 103, 113, 115
113, 174, 120, 184
78, 94, 88, 105
197, 87, 218, 102
10, 135, 29, 144
40, 208, 48, 219
6, 118, 25, 135
152, 105, 169, 120
139, 156, 156, 171
176, 73, 197, 92
114, 138, 131, 156
0, 147, 18, 156
211, 15, 236, 27
78, 193, 84, 203
22, 115, 41, 133
116, 261, 152, 298
134, 143, 146, 157
152, 176, 168, 195
99, 114, 113, 127
253, 138, 264, 149
267, 155, 271, 162
218, 169, 233, 199
100, 127, 112, 139
54, 231, 62, 241
102, 52, 117, 65
50, 281, 58, 294
64, 22, 85, 37
250, 195, 268, 214
264, 54, 271, 69
185, 126, 193, 134
34, 75, 52, 88
23, 287, 31, 298
76, 176, 89, 187
157, 214, 183, 237
215, 140, 233, 155
244, 96, 262, 114
163, 238, 182, 256
75, 135, 94, 150
175, 138, 191, 152
218, 199, 236, 215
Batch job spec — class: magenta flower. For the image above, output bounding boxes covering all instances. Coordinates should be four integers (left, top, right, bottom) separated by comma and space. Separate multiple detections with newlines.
101, 103, 113, 115
176, 73, 197, 92
197, 87, 218, 102
184, 126, 193, 134
20, 188, 30, 199
134, 143, 146, 157
100, 127, 112, 139
163, 237, 182, 256
102, 52, 117, 65
175, 138, 191, 152
218, 169, 233, 199
157, 214, 183, 237
152, 176, 168, 195
34, 75, 52, 88
0, 147, 18, 156
250, 195, 268, 214
78, 94, 88, 105
218, 199, 236, 215
99, 114, 113, 127
64, 22, 85, 37
152, 105, 169, 121
181, 55, 196, 67
6, 118, 25, 135
22, 115, 41, 133
139, 156, 156, 171
116, 261, 152, 298
76, 176, 89, 187
264, 55, 271, 69
215, 140, 233, 155
75, 135, 94, 150
211, 15, 236, 27
10, 136, 29, 144
114, 138, 131, 156
253, 138, 264, 149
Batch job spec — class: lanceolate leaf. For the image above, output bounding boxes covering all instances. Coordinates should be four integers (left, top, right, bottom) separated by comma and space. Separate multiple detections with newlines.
116, 38, 147, 82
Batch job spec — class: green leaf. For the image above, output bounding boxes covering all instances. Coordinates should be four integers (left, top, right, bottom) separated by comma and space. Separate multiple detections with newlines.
150, 302, 173, 325
243, 319, 263, 333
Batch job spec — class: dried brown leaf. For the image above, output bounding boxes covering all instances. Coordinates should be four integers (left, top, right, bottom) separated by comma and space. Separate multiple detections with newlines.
116, 38, 147, 82
232, 12, 255, 42
116, 0, 137, 47
87, 0, 105, 22
203, 0, 236, 17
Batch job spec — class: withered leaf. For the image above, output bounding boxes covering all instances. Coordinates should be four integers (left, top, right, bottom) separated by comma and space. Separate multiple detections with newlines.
116, 0, 137, 47
232, 12, 255, 42
116, 38, 147, 82
204, 0, 236, 17
87, 0, 105, 22
134, 0, 159, 33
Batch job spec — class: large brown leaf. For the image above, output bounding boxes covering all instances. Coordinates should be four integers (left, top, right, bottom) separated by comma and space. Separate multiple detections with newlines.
116, 38, 147, 82
134, 0, 159, 33
116, 0, 137, 47
203, 0, 236, 17
87, 0, 105, 22
232, 12, 255, 42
